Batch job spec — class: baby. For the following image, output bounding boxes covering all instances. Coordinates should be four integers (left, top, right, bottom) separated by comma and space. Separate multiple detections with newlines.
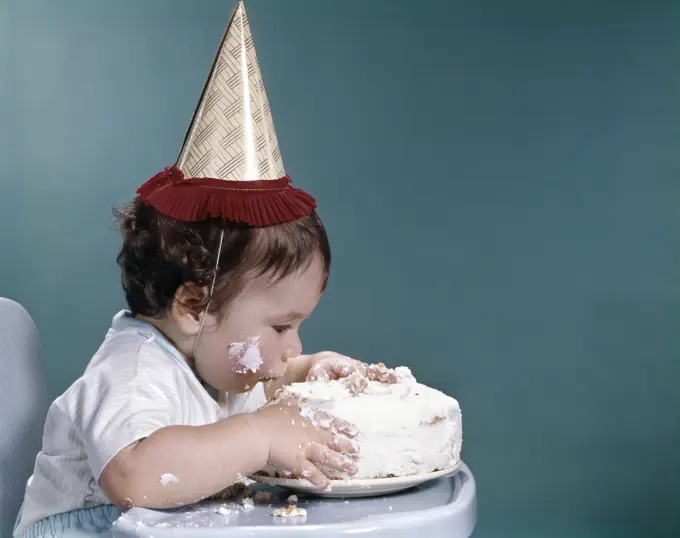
14, 4, 392, 535
14, 197, 387, 538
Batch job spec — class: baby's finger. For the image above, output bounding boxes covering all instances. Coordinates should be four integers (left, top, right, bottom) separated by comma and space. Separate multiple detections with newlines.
326, 432, 359, 456
312, 412, 358, 440
307, 354, 359, 382
327, 361, 356, 379
318, 467, 347, 480
331, 417, 359, 438
307, 443, 358, 476
312, 410, 334, 429
306, 363, 331, 382
364, 364, 398, 384
299, 459, 330, 490
315, 351, 351, 362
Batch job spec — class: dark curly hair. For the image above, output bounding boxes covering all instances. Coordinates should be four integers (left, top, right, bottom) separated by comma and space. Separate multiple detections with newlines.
114, 197, 331, 317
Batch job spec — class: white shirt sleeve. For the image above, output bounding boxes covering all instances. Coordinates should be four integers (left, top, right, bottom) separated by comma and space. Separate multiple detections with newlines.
68, 343, 185, 480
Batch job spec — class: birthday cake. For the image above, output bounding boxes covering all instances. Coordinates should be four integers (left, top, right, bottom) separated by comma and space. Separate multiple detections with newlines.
270, 364, 462, 480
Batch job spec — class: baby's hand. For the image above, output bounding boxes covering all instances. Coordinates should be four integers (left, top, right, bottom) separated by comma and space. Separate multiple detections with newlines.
252, 403, 359, 490
306, 351, 365, 382
306, 352, 398, 384
363, 362, 399, 384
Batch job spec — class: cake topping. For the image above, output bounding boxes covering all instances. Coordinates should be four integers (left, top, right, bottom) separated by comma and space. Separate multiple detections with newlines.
272, 505, 307, 518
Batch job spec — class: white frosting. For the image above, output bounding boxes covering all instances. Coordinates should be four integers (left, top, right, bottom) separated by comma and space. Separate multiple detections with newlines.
229, 336, 262, 372
159, 473, 178, 486
216, 505, 238, 516
275, 366, 462, 480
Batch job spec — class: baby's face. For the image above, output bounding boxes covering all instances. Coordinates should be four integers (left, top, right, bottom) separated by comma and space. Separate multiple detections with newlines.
194, 255, 325, 393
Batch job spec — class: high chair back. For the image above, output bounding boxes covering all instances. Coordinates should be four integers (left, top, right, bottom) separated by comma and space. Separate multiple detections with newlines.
0, 298, 48, 538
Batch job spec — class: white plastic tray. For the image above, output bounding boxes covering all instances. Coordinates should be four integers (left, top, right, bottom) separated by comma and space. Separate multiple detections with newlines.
112, 462, 476, 537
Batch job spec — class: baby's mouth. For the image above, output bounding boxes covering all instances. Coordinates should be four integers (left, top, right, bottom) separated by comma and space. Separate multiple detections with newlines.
256, 373, 280, 383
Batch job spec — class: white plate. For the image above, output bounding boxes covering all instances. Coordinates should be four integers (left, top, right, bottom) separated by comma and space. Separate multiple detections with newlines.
250, 465, 459, 498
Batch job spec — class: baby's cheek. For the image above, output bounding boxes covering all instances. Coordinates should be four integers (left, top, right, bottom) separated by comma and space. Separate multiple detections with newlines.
259, 341, 287, 376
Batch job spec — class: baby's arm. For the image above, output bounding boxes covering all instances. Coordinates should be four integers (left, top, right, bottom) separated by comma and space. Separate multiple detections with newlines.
100, 404, 358, 510
265, 352, 394, 397
100, 414, 265, 509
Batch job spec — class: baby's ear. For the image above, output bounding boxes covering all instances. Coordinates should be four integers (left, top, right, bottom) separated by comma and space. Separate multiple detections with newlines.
171, 283, 211, 335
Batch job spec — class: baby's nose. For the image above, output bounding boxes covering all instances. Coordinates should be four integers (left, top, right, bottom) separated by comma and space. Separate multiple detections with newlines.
281, 344, 300, 362
287, 333, 302, 358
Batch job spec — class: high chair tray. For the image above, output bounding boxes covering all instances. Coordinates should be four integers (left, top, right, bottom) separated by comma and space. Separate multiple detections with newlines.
112, 462, 476, 538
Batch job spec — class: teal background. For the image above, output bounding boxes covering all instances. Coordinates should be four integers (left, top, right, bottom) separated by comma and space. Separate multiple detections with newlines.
2, 0, 679, 536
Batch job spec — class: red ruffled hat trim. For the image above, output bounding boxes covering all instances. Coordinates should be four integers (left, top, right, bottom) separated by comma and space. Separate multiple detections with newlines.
136, 167, 317, 226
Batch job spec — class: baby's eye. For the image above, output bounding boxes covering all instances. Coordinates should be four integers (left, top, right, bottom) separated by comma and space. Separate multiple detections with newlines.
272, 325, 292, 334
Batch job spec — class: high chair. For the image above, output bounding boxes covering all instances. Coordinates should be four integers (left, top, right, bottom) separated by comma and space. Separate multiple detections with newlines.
0, 298, 49, 538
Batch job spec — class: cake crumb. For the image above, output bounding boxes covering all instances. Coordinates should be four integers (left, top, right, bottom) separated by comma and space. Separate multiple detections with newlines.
273, 505, 307, 518
286, 494, 298, 504
242, 497, 255, 511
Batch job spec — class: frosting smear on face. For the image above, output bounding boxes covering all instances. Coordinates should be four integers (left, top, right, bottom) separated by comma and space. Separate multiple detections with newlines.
271, 364, 462, 480
228, 336, 263, 373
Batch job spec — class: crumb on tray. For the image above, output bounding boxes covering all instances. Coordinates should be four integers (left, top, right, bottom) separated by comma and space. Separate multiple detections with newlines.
273, 505, 307, 518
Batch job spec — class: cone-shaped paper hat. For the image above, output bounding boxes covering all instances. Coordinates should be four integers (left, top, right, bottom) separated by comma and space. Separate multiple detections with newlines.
137, 1, 316, 225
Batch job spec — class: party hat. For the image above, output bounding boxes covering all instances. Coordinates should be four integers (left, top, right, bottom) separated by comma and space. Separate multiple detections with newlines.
137, 1, 316, 226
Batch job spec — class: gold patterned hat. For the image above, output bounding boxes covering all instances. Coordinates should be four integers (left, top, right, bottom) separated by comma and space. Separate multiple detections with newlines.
136, 1, 315, 226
